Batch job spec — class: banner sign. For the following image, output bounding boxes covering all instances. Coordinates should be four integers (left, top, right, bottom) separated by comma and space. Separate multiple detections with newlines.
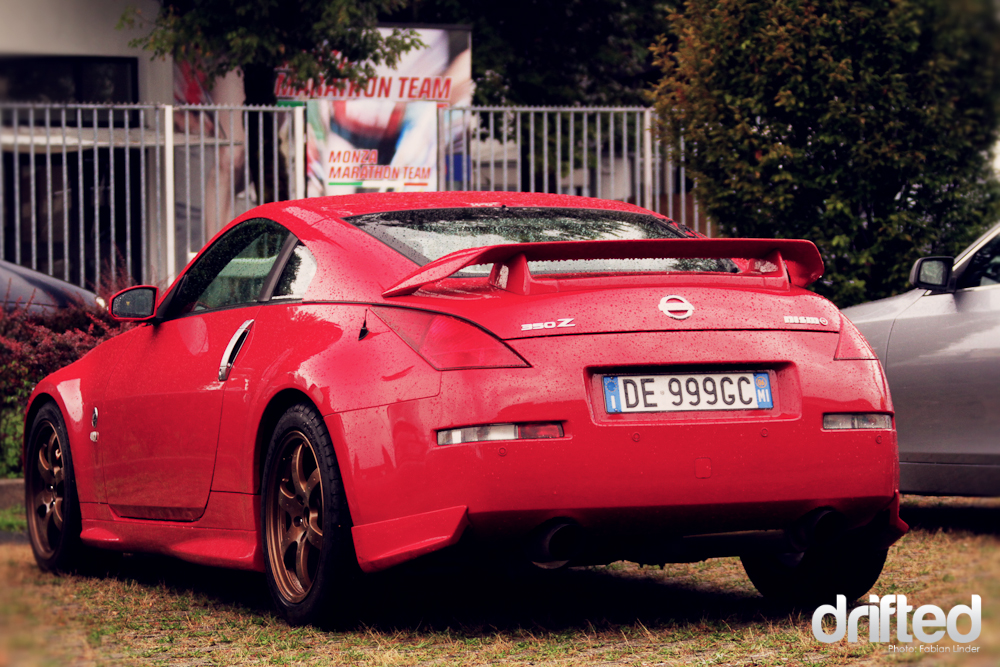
277, 27, 471, 196
276, 74, 455, 103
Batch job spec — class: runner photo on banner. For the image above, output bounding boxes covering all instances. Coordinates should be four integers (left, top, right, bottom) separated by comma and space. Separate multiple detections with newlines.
275, 26, 472, 195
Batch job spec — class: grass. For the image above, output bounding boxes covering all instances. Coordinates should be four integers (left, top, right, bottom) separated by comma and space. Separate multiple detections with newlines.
0, 495, 997, 666
0, 504, 25, 533
0, 408, 24, 478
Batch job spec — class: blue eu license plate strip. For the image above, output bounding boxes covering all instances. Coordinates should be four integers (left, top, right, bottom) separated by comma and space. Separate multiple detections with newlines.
604, 372, 773, 413
603, 376, 624, 413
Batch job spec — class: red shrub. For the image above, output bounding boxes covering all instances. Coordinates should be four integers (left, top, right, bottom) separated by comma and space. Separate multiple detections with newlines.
0, 302, 132, 476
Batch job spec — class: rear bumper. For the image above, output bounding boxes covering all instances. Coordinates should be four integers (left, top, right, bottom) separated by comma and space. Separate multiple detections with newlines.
422, 421, 897, 534
348, 488, 908, 574
331, 330, 902, 571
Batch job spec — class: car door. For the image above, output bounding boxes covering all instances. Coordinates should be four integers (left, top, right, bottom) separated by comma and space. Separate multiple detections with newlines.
885, 230, 1000, 469
100, 218, 293, 521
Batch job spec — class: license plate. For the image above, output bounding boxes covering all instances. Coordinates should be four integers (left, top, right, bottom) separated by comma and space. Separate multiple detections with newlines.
603, 372, 774, 413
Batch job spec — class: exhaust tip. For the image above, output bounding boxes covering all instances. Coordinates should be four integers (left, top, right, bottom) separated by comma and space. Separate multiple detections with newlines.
526, 520, 585, 565
789, 509, 847, 552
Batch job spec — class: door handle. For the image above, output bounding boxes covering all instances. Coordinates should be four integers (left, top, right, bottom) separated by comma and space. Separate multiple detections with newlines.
219, 319, 254, 381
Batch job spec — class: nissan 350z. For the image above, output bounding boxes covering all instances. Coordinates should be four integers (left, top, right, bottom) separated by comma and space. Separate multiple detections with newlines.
23, 192, 907, 624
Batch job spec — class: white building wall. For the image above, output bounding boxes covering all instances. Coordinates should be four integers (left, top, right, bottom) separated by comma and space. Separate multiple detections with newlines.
0, 0, 172, 103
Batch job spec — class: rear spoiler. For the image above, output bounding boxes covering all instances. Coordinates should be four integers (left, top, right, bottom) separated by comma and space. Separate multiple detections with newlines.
382, 238, 824, 297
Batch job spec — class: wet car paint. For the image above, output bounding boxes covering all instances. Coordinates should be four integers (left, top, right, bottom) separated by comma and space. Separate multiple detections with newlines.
25, 192, 904, 574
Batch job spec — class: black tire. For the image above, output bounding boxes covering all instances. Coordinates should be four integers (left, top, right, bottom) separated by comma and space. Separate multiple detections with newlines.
741, 540, 887, 605
25, 402, 86, 573
261, 403, 355, 625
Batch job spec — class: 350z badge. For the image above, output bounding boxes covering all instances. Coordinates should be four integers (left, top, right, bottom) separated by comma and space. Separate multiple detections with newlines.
521, 318, 576, 331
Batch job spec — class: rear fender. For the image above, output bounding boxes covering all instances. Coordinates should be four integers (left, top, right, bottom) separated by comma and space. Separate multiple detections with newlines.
211, 303, 442, 527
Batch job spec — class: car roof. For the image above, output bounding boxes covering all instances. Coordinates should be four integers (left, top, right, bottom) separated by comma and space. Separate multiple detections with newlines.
175, 193, 680, 305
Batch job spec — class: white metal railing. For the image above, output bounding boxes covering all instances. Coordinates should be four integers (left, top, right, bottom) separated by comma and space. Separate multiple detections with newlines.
1, 102, 305, 290
166, 104, 305, 284
2, 102, 706, 293
438, 106, 706, 233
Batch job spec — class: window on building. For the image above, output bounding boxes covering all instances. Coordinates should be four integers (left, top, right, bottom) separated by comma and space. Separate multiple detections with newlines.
0, 56, 138, 104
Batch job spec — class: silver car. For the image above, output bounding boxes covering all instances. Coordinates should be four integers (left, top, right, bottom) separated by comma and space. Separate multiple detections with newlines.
842, 222, 1000, 496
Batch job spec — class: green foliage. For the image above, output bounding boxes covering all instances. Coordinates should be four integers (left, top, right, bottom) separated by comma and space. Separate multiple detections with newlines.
0, 504, 26, 533
382, 0, 671, 106
652, 0, 1000, 306
0, 411, 21, 479
120, 0, 423, 89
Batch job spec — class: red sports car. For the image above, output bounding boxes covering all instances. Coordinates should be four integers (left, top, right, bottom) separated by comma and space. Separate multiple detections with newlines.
24, 192, 906, 624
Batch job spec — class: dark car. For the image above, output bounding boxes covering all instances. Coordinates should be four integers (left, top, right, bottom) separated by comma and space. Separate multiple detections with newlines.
1, 259, 102, 312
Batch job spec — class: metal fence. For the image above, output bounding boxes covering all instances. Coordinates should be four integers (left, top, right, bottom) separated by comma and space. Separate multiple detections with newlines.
1, 102, 304, 291
2, 102, 705, 294
438, 106, 706, 234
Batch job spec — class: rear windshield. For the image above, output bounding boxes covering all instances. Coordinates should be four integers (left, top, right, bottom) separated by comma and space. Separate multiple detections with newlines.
347, 207, 737, 275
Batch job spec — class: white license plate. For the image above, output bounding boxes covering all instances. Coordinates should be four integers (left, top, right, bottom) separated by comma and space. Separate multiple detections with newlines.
603, 372, 774, 413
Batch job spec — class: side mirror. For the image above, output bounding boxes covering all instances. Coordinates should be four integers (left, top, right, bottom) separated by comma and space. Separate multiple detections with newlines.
909, 257, 953, 291
110, 286, 159, 322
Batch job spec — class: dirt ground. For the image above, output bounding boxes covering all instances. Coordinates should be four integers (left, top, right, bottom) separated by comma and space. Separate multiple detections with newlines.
0, 495, 997, 666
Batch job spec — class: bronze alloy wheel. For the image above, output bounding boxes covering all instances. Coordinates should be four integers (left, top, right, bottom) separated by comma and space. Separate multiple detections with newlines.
265, 430, 325, 603
27, 419, 65, 559
261, 402, 353, 625
24, 402, 92, 574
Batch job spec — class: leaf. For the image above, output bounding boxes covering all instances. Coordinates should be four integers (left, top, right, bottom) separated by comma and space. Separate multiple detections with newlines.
652, 0, 1000, 306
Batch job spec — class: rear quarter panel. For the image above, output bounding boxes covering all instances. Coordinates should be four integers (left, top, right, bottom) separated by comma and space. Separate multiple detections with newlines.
210, 302, 442, 510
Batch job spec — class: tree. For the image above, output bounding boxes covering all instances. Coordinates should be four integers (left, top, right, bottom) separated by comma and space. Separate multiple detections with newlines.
380, 0, 672, 192
122, 0, 422, 199
382, 0, 671, 106
122, 0, 421, 103
652, 0, 1000, 306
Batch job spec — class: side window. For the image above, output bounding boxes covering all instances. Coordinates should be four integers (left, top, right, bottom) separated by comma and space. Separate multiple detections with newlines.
174, 218, 290, 314
272, 242, 318, 300
958, 235, 1000, 289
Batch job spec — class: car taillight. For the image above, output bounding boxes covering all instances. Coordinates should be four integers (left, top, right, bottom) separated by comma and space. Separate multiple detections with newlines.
823, 413, 892, 430
834, 315, 877, 360
517, 423, 563, 439
437, 422, 564, 445
371, 307, 529, 370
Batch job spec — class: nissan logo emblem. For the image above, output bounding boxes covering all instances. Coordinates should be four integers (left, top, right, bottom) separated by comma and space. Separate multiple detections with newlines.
659, 295, 694, 320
